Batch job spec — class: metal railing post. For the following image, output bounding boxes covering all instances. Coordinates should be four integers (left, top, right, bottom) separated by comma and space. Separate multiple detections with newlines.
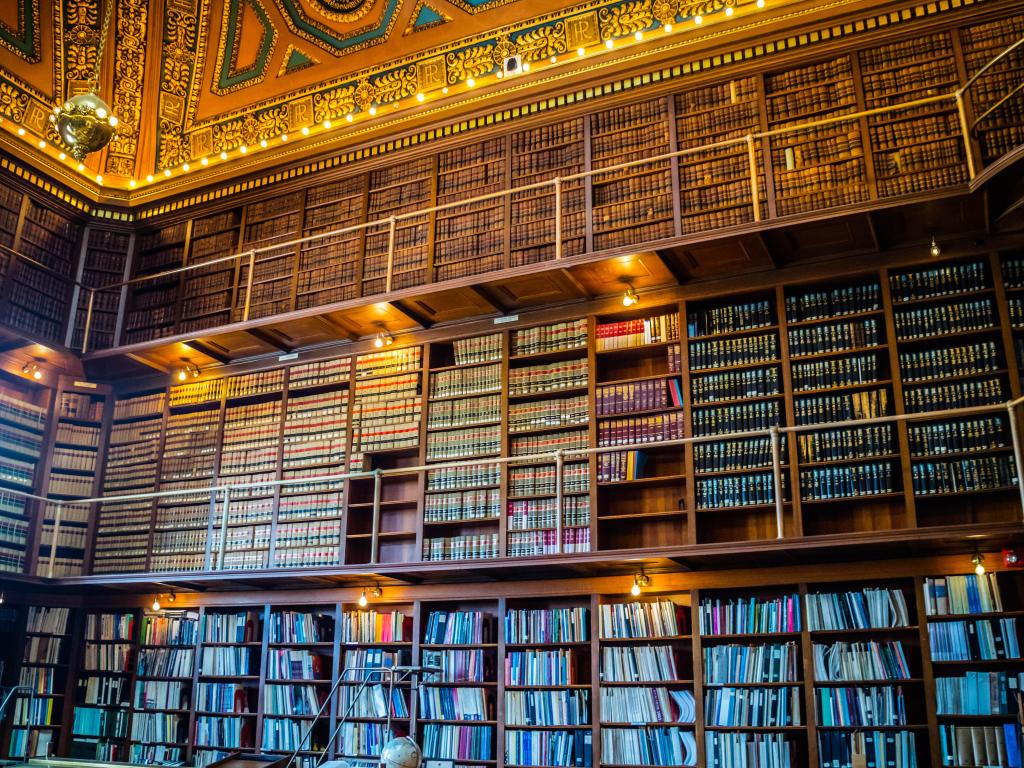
372, 468, 382, 564
955, 92, 978, 181
1008, 401, 1024, 522
217, 489, 231, 569
746, 134, 761, 222
769, 426, 784, 539
553, 179, 563, 260
47, 502, 63, 578
81, 288, 96, 354
242, 250, 256, 321
554, 449, 564, 554
385, 216, 398, 294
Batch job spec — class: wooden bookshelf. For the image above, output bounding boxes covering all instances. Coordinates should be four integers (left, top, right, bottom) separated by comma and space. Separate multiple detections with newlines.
34, 378, 111, 577
180, 210, 242, 333
298, 178, 366, 310
70, 610, 139, 761
0, 375, 48, 577
235, 193, 304, 322
5, 561, 1022, 767
4, 605, 74, 759
73, 228, 132, 351
123, 222, 187, 345
8, 250, 1013, 576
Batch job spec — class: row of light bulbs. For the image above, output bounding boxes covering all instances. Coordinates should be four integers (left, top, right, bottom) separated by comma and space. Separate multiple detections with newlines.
7, 0, 766, 188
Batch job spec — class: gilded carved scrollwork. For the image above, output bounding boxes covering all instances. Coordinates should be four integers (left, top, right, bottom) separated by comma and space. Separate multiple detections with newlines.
599, 0, 655, 39
446, 44, 497, 84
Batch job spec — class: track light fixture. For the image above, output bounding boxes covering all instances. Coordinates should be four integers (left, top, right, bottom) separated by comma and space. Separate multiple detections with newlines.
972, 552, 985, 576
151, 596, 161, 611
21, 361, 42, 380
631, 571, 651, 596
622, 286, 639, 307
358, 584, 383, 608
358, 589, 368, 607
374, 329, 394, 348
929, 237, 941, 258
176, 359, 200, 382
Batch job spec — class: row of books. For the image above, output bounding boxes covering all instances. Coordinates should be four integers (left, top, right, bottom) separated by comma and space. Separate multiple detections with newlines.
800, 462, 896, 500
601, 645, 680, 683
696, 473, 778, 509
689, 334, 778, 370
422, 534, 499, 561
908, 416, 1005, 456
911, 455, 1017, 495
787, 318, 880, 358
430, 363, 501, 399
509, 395, 589, 432
786, 283, 880, 323
819, 731, 918, 768
927, 618, 1020, 661
506, 689, 588, 725
692, 400, 780, 436
509, 359, 588, 396
427, 394, 500, 430
938, 725, 1020, 768
512, 319, 588, 357
704, 685, 803, 727
898, 341, 999, 382
692, 366, 780, 403
796, 425, 893, 463
453, 333, 503, 365
894, 298, 995, 339
688, 300, 774, 337
699, 595, 801, 635
889, 261, 988, 302
806, 588, 911, 630
935, 670, 1024, 715
812, 640, 911, 681
596, 377, 683, 416
792, 353, 880, 392
596, 313, 679, 351
599, 599, 684, 639
597, 411, 685, 447
604, 726, 696, 767
816, 685, 907, 727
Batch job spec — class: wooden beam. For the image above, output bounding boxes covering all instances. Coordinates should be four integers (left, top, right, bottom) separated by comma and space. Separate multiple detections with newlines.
184, 339, 232, 365
390, 299, 434, 329
246, 327, 294, 353
468, 284, 509, 313
315, 315, 359, 341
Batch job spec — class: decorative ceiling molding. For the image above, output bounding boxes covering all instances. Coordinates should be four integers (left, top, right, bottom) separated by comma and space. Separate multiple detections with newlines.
405, 0, 453, 34
0, 0, 42, 63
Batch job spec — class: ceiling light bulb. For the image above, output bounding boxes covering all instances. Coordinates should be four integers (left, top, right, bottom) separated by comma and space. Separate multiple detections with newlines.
725, 5, 734, 15
220, 151, 228, 160
694, 14, 703, 23
374, 332, 385, 349
550, 56, 557, 64
631, 579, 641, 597
129, 179, 136, 187
146, 174, 154, 182
467, 78, 475, 88
301, 126, 309, 136
622, 287, 639, 307
369, 106, 377, 116
442, 86, 450, 94
77, 163, 85, 171
634, 30, 643, 40
164, 168, 171, 176
239, 145, 248, 154
577, 47, 585, 56
259, 139, 268, 148
177, 368, 188, 382
151, 597, 161, 611
280, 134, 288, 142
496, 71, 504, 79
972, 553, 985, 576
38, 140, 46, 148
929, 237, 941, 258
95, 175, 103, 184
417, 92, 425, 102
346, 114, 354, 122
17, 128, 25, 136
664, 23, 673, 32
322, 120, 331, 129
358, 590, 368, 608
522, 62, 530, 71
181, 163, 189, 171
756, 0, 764, 7
605, 39, 614, 48
58, 152, 66, 160
201, 157, 209, 165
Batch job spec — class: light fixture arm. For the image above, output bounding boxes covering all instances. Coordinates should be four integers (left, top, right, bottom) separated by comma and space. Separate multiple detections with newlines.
89, 0, 115, 95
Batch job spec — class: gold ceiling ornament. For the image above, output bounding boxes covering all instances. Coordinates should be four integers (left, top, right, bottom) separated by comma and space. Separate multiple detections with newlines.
599, 0, 655, 38
50, 0, 118, 160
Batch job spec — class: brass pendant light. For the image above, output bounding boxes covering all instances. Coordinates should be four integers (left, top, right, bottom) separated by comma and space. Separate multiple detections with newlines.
50, 0, 118, 161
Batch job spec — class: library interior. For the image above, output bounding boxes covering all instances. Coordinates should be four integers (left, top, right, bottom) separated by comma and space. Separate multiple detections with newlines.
0, 0, 1024, 766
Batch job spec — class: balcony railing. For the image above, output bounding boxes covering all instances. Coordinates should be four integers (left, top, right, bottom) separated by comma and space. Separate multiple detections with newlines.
7, 396, 1024, 580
